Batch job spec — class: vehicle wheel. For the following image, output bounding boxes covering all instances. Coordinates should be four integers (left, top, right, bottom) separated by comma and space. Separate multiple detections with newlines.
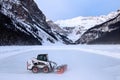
43, 66, 49, 73
32, 67, 39, 73
57, 68, 64, 74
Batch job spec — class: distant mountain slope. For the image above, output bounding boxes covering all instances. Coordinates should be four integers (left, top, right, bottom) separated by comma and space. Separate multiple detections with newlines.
46, 20, 73, 44
55, 11, 119, 42
76, 11, 120, 44
88, 27, 120, 44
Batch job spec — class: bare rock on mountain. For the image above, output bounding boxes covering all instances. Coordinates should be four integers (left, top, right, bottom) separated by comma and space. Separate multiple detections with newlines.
76, 11, 120, 44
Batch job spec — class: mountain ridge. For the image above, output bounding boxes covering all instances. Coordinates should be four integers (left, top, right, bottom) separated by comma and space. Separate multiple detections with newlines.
55, 11, 119, 42
75, 12, 120, 44
0, 0, 120, 45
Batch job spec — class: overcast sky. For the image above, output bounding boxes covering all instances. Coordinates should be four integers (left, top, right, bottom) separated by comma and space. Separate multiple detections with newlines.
34, 0, 120, 21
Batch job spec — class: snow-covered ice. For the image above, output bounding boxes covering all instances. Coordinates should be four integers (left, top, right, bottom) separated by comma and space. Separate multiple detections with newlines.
0, 45, 120, 80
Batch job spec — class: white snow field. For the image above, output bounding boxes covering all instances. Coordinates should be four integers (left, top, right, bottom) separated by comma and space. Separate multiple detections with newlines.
0, 45, 120, 80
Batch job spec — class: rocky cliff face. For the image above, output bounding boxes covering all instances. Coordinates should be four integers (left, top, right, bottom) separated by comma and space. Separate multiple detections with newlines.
0, 11, 41, 45
76, 11, 120, 44
46, 20, 73, 44
0, 0, 59, 45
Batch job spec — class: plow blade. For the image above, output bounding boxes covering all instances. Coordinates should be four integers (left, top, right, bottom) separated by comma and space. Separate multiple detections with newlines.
56, 64, 67, 74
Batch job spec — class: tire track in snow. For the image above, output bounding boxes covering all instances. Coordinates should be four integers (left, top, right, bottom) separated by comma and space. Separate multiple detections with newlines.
103, 63, 120, 80
29, 46, 120, 59
1, 46, 120, 60
35, 46, 120, 59
0, 48, 33, 60
77, 48, 120, 59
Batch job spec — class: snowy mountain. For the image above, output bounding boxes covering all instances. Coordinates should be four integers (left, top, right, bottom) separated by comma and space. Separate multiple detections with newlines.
46, 20, 73, 44
0, 0, 119, 45
76, 10, 120, 44
0, 0, 56, 45
0, 0, 72, 45
55, 11, 119, 42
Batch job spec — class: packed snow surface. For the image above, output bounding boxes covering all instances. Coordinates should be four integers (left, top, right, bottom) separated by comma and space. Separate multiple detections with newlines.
0, 45, 120, 80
